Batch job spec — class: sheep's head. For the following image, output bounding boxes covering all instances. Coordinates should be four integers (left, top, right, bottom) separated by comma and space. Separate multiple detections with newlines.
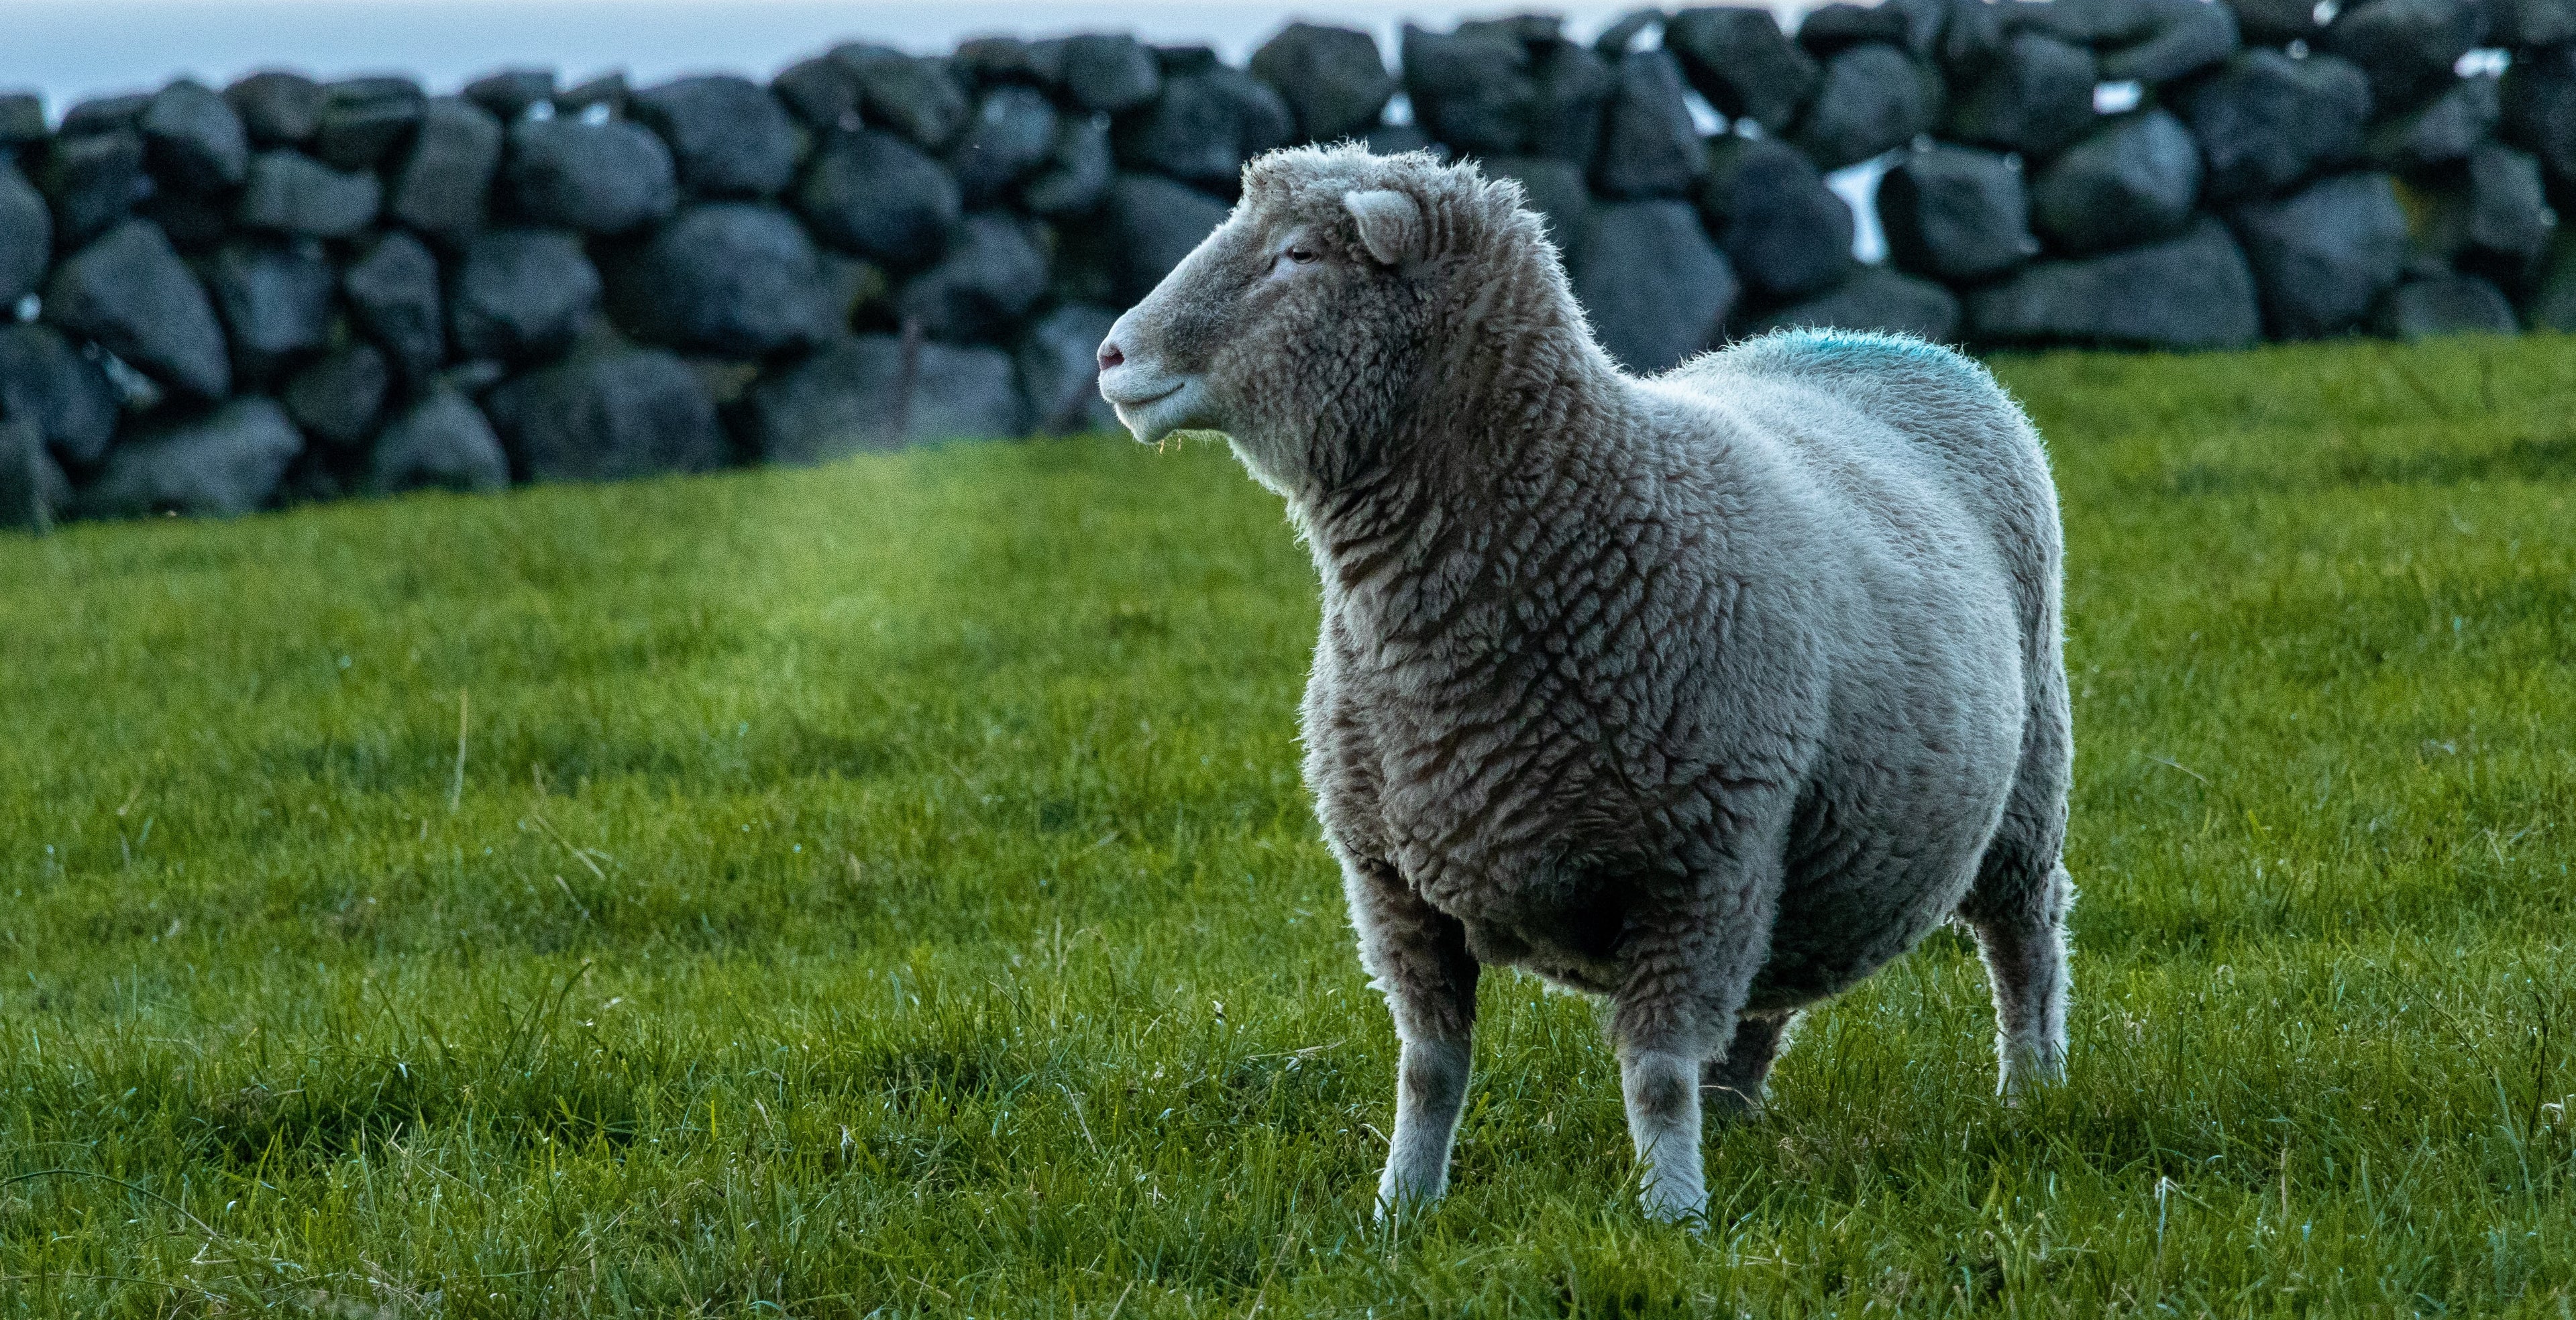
1096, 146, 1554, 495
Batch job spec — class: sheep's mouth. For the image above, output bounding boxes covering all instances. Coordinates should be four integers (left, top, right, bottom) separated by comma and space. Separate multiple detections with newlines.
1106, 376, 1210, 446
1114, 381, 1185, 408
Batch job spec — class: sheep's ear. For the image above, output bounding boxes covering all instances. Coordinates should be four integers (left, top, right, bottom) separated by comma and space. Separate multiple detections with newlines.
1343, 188, 1424, 266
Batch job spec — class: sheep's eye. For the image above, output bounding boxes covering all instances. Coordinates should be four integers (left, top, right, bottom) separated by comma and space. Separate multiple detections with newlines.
1283, 245, 1320, 266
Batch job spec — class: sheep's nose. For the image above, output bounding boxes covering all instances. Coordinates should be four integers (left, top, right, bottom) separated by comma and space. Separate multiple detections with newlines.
1097, 339, 1124, 370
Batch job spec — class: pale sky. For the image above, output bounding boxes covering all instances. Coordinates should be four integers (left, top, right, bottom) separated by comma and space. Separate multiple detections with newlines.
0, 0, 1733, 111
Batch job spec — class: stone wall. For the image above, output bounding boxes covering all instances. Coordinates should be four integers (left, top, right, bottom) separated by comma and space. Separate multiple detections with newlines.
3, 0, 2575, 527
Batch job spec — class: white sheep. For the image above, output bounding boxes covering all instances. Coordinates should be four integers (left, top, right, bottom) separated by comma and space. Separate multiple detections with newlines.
1095, 146, 2073, 1223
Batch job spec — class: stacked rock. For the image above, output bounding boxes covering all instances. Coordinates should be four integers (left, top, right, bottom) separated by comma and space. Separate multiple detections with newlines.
1, 1, 2569, 527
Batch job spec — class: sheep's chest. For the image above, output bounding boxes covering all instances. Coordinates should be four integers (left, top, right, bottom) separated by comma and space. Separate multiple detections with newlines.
1322, 618, 1648, 994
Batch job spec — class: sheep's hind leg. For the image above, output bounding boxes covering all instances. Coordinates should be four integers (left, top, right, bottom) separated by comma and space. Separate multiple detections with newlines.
1961, 852, 2073, 1101
1345, 857, 1481, 1218
1702, 1011, 1794, 1122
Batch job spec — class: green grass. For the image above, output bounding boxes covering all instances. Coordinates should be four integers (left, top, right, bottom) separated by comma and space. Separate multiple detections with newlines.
5, 335, 2576, 1317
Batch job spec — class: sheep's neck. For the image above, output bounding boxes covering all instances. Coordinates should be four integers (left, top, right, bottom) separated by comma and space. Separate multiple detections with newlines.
1301, 264, 1622, 616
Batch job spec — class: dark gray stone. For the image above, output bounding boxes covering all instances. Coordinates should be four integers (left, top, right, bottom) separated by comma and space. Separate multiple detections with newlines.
2413, 141, 2555, 274
282, 343, 390, 449
1797, 3, 1913, 54
1572, 199, 1737, 372
633, 75, 802, 199
956, 36, 1063, 89
437, 359, 510, 397
2232, 172, 2410, 337
1362, 124, 1442, 157
2376, 274, 2519, 339
2096, 0, 2239, 86
0, 160, 46, 308
2326, 0, 2486, 111
2030, 109, 2201, 253
38, 130, 146, 245
462, 69, 556, 123
1250, 23, 1396, 142
834, 45, 971, 150
1155, 44, 1225, 77
141, 80, 249, 193
0, 95, 48, 150
447, 227, 600, 361
746, 334, 1027, 461
2367, 74, 2500, 170
797, 129, 961, 267
2502, 44, 2576, 182
1059, 34, 1163, 113
0, 415, 63, 533
2527, 231, 2576, 329
1594, 50, 1705, 199
504, 118, 678, 235
1023, 113, 1114, 217
608, 203, 837, 357
1460, 14, 1572, 50
0, 324, 119, 466
1591, 8, 1664, 60
1525, 38, 1619, 162
235, 150, 380, 237
2465, 142, 2553, 266
1945, 32, 2095, 160
1402, 22, 1536, 154
134, 188, 229, 255
1487, 155, 1593, 248
2232, 0, 2328, 43
75, 395, 301, 518
366, 389, 510, 494
557, 73, 628, 119
895, 213, 1051, 342
1664, 7, 1818, 134
60, 94, 150, 139
2009, 0, 2159, 46
816, 250, 888, 329
1928, 0, 2008, 75
1698, 135, 1854, 300
43, 219, 230, 398
1794, 43, 1941, 170
772, 57, 860, 131
2178, 50, 2371, 202
1966, 215, 2262, 347
2491, 0, 2576, 46
951, 86, 1059, 207
390, 97, 502, 241
1113, 67, 1293, 192
316, 77, 425, 170
484, 347, 725, 482
1106, 172, 1232, 303
1018, 302, 1120, 434
226, 72, 323, 146
1745, 264, 1962, 341
1880, 144, 2037, 280
343, 231, 445, 382
205, 239, 336, 382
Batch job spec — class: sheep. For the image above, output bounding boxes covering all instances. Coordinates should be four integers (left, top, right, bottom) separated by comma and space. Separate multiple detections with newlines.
1094, 145, 2074, 1224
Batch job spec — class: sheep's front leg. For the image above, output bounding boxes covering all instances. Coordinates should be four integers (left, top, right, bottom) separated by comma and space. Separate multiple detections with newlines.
1611, 846, 1780, 1225
1343, 854, 1479, 1217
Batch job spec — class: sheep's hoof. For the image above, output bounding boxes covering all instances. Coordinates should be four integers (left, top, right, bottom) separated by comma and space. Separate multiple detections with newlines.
1373, 1182, 1442, 1224
1638, 1187, 1710, 1229
1997, 1054, 2068, 1106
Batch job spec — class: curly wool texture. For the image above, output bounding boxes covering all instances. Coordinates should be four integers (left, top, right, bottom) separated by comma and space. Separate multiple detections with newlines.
1102, 145, 2074, 1219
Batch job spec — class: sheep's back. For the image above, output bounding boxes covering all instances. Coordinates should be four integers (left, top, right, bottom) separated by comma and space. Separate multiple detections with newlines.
1666, 329, 2060, 660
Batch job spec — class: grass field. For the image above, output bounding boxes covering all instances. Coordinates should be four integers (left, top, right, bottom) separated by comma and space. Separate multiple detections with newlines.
5, 336, 2576, 1317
